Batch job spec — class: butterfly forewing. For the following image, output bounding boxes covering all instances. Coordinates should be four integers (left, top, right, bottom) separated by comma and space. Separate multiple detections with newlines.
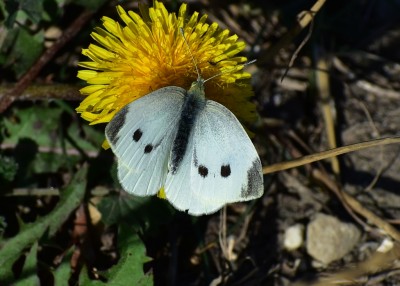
165, 100, 263, 215
105, 87, 186, 196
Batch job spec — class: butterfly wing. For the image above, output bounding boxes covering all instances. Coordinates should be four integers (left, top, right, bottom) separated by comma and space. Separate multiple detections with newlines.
105, 86, 185, 196
165, 100, 263, 215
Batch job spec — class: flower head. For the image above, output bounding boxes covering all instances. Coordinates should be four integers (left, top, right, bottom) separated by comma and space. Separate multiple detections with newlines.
76, 1, 257, 127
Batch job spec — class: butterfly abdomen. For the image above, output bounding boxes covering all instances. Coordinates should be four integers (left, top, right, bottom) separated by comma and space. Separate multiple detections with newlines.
170, 83, 206, 174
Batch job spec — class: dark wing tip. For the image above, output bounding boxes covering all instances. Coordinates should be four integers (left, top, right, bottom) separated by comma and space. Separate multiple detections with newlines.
105, 107, 129, 145
241, 158, 263, 199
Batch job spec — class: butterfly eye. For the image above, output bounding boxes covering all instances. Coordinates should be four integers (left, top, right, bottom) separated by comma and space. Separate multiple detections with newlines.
220, 164, 231, 177
198, 165, 208, 178
133, 129, 143, 142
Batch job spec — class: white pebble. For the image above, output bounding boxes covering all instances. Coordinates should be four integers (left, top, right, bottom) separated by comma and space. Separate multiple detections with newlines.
284, 224, 304, 251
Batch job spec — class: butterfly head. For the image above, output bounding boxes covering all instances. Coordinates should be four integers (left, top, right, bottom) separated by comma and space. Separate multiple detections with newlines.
188, 76, 206, 97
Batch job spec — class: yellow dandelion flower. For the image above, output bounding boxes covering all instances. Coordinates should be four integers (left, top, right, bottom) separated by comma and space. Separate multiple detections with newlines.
76, 1, 257, 128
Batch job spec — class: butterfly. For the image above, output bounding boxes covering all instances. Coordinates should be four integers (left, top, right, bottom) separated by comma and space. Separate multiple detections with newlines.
105, 75, 264, 215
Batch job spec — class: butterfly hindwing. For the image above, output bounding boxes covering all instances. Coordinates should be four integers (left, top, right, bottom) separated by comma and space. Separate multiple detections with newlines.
165, 99, 263, 215
105, 87, 185, 196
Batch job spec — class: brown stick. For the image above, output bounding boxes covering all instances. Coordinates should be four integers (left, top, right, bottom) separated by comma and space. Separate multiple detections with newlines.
263, 137, 400, 174
0, 84, 82, 101
0, 10, 94, 112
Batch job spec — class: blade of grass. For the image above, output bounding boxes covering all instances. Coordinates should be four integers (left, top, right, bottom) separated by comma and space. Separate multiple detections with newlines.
315, 53, 340, 175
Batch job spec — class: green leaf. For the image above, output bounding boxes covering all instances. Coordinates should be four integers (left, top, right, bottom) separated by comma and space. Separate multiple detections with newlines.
0, 164, 87, 282
20, 0, 44, 24
1, 27, 43, 77
53, 248, 73, 286
32, 152, 80, 174
2, 105, 63, 147
54, 99, 105, 150
0, 27, 18, 54
3, 0, 18, 27
0, 216, 7, 239
14, 242, 40, 286
98, 192, 174, 233
3, 0, 44, 27
99, 164, 174, 231
0, 155, 18, 181
1, 105, 103, 174
47, 166, 87, 236
67, 121, 105, 153
80, 225, 152, 285
105, 225, 153, 285
98, 194, 151, 226
2, 104, 103, 151
11, 138, 38, 186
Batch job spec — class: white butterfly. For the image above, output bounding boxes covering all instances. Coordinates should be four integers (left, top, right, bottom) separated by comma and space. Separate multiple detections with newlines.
105, 76, 263, 215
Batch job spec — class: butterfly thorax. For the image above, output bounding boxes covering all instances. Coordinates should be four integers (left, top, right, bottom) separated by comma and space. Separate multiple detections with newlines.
169, 79, 207, 174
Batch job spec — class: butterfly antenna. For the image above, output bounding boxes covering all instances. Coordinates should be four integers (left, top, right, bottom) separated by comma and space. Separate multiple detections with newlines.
180, 27, 201, 81
203, 59, 257, 84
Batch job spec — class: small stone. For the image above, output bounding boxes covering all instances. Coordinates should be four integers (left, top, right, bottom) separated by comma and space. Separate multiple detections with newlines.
377, 238, 394, 253
306, 213, 361, 265
284, 224, 304, 251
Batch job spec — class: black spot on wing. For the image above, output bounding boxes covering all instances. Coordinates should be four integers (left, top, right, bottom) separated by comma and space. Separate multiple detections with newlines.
241, 158, 263, 198
144, 144, 153, 153
198, 165, 208, 178
106, 107, 128, 145
133, 129, 143, 142
143, 140, 163, 154
221, 164, 231, 177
